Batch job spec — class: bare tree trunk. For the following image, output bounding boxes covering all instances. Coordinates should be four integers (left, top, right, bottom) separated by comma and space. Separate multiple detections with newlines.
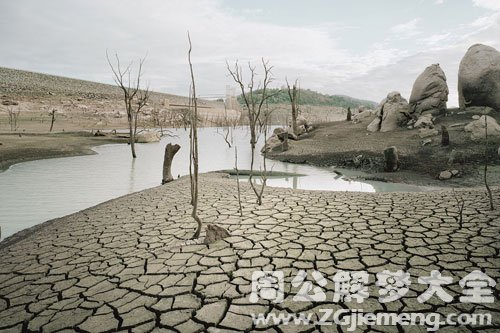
106, 51, 149, 159
162, 143, 181, 184
128, 111, 137, 158
484, 116, 494, 210
49, 110, 56, 132
227, 59, 275, 205
235, 147, 243, 217
248, 130, 260, 204
188, 33, 202, 239
452, 188, 465, 228
286, 78, 299, 135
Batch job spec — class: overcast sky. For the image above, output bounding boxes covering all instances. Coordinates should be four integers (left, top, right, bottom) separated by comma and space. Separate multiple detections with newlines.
1, 0, 499, 106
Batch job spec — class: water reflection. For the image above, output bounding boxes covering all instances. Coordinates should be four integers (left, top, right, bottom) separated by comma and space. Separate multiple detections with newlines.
0, 127, 423, 241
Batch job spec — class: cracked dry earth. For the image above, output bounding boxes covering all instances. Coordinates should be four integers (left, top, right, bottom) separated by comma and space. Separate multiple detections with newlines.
0, 174, 499, 333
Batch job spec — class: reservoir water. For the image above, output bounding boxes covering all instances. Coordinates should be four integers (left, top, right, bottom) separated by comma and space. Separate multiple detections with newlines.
0, 127, 424, 241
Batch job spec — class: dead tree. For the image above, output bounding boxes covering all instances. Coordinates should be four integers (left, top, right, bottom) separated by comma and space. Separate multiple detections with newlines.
286, 78, 299, 135
49, 109, 56, 132
452, 188, 465, 228
162, 143, 181, 184
235, 147, 243, 217
107, 51, 150, 158
217, 102, 232, 148
484, 116, 494, 210
226, 58, 275, 205
187, 33, 203, 239
5, 106, 20, 131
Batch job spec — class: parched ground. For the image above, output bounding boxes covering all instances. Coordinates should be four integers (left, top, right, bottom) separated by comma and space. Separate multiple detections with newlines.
0, 174, 498, 332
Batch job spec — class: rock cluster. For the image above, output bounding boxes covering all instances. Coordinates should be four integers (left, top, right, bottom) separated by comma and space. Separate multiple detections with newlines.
367, 92, 409, 132
409, 64, 448, 116
438, 169, 460, 180
262, 117, 313, 153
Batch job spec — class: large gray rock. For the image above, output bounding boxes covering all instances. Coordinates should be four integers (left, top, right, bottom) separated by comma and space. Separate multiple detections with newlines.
464, 115, 500, 141
458, 44, 500, 111
409, 64, 448, 115
367, 92, 409, 132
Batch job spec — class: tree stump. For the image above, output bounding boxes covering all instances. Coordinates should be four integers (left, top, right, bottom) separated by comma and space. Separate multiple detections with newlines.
204, 224, 230, 244
347, 107, 352, 121
162, 143, 181, 184
441, 125, 449, 146
282, 132, 289, 152
384, 146, 400, 172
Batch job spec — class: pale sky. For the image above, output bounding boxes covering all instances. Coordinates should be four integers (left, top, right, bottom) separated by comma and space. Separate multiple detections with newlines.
1, 0, 499, 106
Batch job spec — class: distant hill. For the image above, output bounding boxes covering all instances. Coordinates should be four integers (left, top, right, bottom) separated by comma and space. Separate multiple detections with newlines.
0, 66, 185, 103
237, 88, 377, 109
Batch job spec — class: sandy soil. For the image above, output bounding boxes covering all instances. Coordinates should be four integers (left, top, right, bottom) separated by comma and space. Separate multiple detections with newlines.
267, 112, 500, 187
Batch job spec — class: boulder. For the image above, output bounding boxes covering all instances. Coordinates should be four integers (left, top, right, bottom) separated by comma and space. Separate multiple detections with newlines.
464, 115, 500, 141
261, 135, 282, 153
458, 44, 500, 110
414, 114, 434, 129
136, 131, 161, 143
409, 64, 448, 115
367, 92, 409, 132
438, 169, 460, 180
438, 170, 453, 180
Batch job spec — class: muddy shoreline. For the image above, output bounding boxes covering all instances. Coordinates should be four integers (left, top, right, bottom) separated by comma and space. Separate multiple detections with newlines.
0, 131, 128, 172
265, 119, 500, 188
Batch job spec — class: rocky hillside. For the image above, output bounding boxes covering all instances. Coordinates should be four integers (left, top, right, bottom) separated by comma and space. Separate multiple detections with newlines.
238, 88, 377, 109
0, 66, 185, 103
